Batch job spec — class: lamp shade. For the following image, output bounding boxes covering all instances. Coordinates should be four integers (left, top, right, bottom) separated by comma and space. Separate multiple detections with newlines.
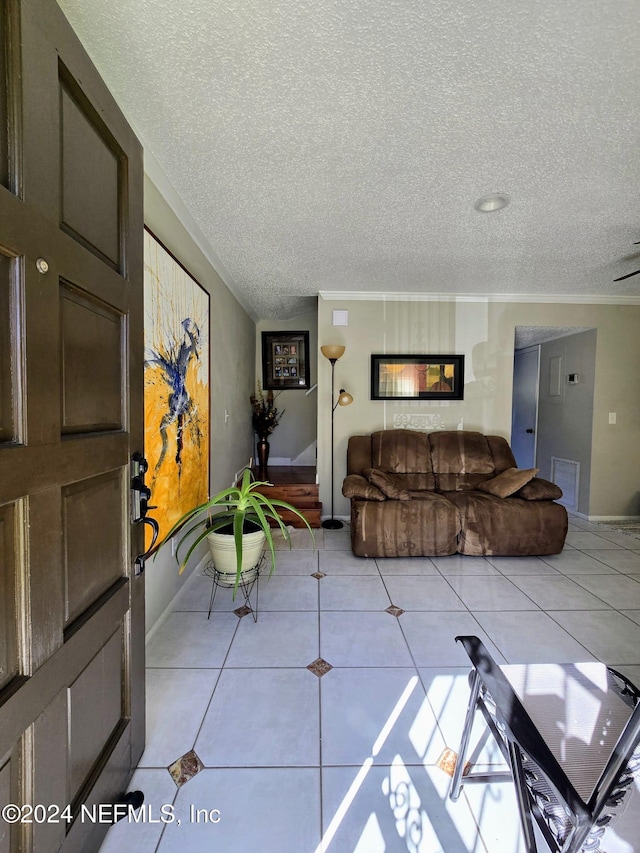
337, 390, 353, 407
321, 344, 345, 361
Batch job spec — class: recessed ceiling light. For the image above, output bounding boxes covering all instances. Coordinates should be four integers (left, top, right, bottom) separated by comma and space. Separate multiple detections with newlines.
474, 193, 510, 213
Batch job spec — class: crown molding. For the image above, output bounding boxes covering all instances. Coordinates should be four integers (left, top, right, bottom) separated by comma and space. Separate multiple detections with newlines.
318, 291, 640, 305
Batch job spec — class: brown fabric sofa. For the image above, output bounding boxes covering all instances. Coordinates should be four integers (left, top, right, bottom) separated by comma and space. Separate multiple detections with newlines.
343, 429, 568, 558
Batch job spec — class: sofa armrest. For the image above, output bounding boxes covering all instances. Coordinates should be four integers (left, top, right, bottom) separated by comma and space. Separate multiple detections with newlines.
342, 474, 386, 502
516, 477, 563, 501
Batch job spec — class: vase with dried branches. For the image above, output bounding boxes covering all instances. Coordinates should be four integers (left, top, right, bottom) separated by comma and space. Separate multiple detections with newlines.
250, 382, 283, 474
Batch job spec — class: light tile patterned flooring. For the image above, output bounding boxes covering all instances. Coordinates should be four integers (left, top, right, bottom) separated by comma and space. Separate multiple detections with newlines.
100, 516, 640, 852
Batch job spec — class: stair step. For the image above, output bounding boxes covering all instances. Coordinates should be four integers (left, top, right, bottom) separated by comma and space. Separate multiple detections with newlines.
271, 497, 320, 509
244, 468, 322, 528
276, 504, 322, 529
254, 483, 319, 501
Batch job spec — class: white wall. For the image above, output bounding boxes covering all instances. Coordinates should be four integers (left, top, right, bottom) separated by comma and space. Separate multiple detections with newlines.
318, 296, 640, 520
536, 330, 597, 515
144, 175, 256, 633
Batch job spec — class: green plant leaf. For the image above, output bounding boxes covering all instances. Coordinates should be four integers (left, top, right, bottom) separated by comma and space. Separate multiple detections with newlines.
157, 465, 315, 581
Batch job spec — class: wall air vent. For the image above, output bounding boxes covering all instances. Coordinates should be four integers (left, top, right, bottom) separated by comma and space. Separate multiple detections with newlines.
550, 457, 579, 511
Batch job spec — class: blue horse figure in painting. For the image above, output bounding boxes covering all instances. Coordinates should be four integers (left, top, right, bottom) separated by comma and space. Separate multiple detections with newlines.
146, 317, 202, 473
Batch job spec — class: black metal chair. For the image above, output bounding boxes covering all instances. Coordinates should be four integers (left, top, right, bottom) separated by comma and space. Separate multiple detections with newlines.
449, 635, 640, 853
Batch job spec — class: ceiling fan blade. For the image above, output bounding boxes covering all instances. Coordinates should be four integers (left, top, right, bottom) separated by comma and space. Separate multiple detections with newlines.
613, 268, 640, 281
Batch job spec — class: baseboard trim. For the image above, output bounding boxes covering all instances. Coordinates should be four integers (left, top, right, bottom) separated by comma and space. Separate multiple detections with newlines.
145, 553, 208, 640
588, 515, 640, 523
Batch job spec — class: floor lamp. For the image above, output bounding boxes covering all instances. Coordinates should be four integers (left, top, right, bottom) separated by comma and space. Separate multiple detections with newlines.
321, 345, 353, 530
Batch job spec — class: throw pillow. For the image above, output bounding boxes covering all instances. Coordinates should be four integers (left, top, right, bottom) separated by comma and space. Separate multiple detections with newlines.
342, 474, 386, 502
364, 468, 410, 500
477, 467, 538, 499
517, 477, 563, 501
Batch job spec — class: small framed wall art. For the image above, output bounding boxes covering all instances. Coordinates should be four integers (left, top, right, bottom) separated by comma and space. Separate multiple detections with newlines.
262, 331, 311, 390
371, 354, 465, 400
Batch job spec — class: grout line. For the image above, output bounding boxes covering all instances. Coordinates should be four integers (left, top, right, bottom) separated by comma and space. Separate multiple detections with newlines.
126, 519, 640, 852
316, 543, 325, 837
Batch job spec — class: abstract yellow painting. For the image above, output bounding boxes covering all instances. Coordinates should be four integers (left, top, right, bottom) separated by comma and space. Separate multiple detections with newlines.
143, 229, 209, 547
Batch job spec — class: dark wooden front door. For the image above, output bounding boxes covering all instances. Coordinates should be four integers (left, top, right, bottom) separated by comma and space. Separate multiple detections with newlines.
0, 1, 144, 850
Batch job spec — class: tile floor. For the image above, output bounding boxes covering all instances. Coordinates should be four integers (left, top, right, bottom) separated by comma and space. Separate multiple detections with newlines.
100, 516, 640, 853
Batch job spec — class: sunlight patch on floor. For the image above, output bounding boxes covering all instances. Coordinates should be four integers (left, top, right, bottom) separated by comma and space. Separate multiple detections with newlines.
316, 676, 419, 852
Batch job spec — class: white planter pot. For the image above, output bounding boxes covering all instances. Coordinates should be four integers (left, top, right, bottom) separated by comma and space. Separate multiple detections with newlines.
206, 526, 266, 587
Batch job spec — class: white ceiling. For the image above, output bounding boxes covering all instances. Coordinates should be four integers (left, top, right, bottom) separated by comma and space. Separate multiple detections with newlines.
57, 0, 640, 321
514, 325, 592, 350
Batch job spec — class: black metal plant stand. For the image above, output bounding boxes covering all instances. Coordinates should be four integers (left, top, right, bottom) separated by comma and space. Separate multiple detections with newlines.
203, 554, 264, 622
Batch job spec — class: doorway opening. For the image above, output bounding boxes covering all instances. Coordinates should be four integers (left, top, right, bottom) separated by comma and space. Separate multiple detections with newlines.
511, 326, 596, 515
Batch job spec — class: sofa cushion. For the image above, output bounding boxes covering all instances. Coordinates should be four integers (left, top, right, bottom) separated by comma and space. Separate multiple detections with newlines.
343, 473, 386, 502
517, 477, 563, 501
371, 429, 433, 474
429, 431, 495, 474
392, 473, 436, 491
477, 467, 538, 499
436, 472, 495, 492
364, 468, 410, 500
347, 435, 374, 476
430, 431, 496, 491
350, 492, 460, 558
445, 491, 568, 556
486, 435, 518, 473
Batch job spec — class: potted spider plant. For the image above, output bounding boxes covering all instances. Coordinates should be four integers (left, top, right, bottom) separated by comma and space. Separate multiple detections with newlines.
159, 467, 314, 594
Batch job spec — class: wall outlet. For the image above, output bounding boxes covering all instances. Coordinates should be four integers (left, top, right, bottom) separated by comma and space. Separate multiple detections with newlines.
609, 412, 617, 424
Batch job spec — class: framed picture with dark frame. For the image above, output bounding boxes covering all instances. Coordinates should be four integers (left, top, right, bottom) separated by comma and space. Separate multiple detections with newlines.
262, 331, 311, 390
371, 354, 465, 400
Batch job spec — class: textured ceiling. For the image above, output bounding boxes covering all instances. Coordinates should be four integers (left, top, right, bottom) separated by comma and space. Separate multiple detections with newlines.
57, 0, 640, 320
514, 326, 592, 350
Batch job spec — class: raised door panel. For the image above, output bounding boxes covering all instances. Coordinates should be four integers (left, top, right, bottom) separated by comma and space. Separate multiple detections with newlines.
0, 502, 20, 690
62, 470, 124, 624
0, 4, 19, 194
60, 284, 124, 434
68, 629, 123, 800
0, 2, 144, 851
0, 760, 10, 853
0, 7, 8, 189
59, 75, 121, 270
31, 690, 68, 853
0, 252, 19, 444
0, 504, 22, 689
26, 488, 64, 671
